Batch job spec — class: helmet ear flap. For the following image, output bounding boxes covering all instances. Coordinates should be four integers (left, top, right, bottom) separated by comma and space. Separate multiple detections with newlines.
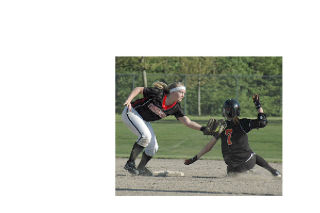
236, 107, 240, 116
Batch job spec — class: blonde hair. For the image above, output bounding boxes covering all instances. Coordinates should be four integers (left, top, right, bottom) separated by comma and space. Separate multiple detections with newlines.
152, 81, 168, 89
232, 116, 240, 125
152, 81, 185, 94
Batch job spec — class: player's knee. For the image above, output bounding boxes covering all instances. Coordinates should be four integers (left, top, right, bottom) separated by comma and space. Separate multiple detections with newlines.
145, 144, 158, 156
137, 133, 152, 147
154, 143, 159, 154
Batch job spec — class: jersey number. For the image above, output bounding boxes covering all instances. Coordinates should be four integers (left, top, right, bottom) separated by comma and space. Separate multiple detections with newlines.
225, 129, 233, 145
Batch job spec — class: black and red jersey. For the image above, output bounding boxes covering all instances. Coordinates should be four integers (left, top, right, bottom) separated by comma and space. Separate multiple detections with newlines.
217, 118, 261, 168
131, 87, 185, 122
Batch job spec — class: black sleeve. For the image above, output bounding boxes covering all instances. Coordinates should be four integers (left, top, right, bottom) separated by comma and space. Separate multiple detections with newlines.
240, 118, 252, 133
249, 113, 268, 129
173, 103, 185, 119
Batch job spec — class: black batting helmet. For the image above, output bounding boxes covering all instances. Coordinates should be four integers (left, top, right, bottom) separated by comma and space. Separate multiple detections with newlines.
222, 99, 240, 120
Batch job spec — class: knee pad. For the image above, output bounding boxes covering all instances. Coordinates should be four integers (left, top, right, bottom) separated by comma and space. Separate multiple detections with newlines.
137, 133, 152, 147
144, 141, 158, 157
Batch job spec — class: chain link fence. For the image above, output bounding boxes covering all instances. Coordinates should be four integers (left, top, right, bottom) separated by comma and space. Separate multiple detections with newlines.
116, 73, 282, 117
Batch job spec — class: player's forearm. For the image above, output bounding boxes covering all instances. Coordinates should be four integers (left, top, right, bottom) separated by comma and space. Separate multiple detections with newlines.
184, 138, 217, 165
186, 121, 202, 131
257, 107, 264, 113
197, 138, 216, 159
125, 87, 144, 103
253, 94, 264, 113
179, 116, 202, 130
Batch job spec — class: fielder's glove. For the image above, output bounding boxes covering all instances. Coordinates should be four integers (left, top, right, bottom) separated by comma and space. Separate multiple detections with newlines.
201, 118, 227, 137
184, 155, 198, 165
252, 94, 261, 109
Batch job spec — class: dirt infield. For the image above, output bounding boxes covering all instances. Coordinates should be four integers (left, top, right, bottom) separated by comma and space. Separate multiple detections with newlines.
115, 158, 282, 196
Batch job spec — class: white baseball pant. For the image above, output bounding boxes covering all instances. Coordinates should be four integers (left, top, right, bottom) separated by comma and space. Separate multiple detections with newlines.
121, 107, 159, 157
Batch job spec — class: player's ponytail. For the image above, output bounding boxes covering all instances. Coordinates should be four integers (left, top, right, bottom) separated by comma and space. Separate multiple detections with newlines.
152, 81, 169, 93
232, 117, 240, 125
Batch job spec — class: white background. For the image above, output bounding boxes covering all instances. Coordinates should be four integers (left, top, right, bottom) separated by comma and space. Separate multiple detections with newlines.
0, 0, 319, 212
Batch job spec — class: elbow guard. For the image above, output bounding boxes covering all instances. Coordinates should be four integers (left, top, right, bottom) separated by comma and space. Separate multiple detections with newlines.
257, 113, 268, 128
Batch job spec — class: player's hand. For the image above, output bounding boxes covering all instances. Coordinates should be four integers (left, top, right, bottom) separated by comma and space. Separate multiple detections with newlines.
123, 100, 132, 111
184, 155, 198, 165
200, 126, 211, 135
201, 118, 226, 136
252, 94, 261, 109
200, 118, 216, 135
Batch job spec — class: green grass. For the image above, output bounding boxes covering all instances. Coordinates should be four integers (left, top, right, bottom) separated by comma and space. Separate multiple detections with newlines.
115, 114, 282, 162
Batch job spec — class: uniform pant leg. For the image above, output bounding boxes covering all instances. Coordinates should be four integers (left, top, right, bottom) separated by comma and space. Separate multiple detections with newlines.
227, 154, 256, 174
144, 121, 158, 157
121, 107, 152, 147
255, 154, 277, 173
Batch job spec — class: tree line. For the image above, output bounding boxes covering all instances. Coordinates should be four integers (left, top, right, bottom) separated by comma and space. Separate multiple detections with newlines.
116, 57, 281, 75
115, 57, 282, 117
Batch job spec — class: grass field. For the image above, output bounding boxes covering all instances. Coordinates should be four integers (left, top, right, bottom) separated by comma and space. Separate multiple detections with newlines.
115, 114, 282, 162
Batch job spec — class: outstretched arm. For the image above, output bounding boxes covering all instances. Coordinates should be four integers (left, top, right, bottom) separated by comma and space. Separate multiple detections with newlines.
253, 94, 264, 113
123, 87, 144, 111
184, 137, 218, 165
251, 94, 267, 128
178, 116, 202, 131
197, 137, 218, 159
179, 116, 227, 136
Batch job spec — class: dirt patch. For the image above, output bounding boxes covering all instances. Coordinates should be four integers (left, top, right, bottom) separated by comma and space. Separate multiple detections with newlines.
115, 158, 282, 196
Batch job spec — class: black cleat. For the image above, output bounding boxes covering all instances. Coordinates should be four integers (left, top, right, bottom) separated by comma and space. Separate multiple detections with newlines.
272, 170, 282, 177
124, 161, 139, 175
138, 167, 153, 176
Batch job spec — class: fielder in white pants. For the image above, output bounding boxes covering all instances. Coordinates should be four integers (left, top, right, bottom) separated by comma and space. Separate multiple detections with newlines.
121, 83, 206, 176
122, 107, 159, 157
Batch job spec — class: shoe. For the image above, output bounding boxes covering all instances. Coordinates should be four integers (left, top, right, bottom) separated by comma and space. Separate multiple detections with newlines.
272, 170, 281, 177
138, 167, 153, 176
124, 161, 139, 175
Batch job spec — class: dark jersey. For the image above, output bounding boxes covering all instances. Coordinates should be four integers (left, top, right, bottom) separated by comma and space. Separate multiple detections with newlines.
217, 118, 259, 168
131, 87, 185, 122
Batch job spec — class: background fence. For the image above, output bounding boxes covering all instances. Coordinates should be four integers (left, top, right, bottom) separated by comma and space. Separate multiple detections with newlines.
115, 73, 282, 117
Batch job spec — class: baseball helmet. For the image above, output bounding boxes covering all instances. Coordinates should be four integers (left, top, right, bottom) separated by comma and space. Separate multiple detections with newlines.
222, 99, 240, 120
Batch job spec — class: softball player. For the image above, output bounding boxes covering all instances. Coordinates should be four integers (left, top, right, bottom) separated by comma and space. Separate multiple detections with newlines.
122, 81, 208, 176
185, 95, 281, 177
